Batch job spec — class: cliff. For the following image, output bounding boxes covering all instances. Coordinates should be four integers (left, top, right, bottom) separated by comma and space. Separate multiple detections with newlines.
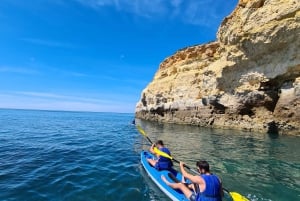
135, 0, 300, 135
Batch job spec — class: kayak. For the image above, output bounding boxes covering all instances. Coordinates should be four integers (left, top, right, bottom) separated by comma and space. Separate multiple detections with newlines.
141, 150, 235, 201
137, 126, 245, 201
140, 150, 190, 201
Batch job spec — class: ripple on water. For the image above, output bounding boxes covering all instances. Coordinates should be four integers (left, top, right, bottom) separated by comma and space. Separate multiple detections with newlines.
0, 110, 299, 201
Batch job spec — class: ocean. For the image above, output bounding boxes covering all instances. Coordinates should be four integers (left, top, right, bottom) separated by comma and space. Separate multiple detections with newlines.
0, 109, 299, 201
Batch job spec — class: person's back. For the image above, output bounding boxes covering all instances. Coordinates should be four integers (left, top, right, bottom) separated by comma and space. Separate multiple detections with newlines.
147, 140, 173, 170
161, 160, 222, 201
156, 145, 173, 170
193, 161, 222, 201
195, 174, 222, 201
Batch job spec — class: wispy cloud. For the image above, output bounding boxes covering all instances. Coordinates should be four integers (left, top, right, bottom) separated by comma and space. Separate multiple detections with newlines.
0, 66, 39, 75
0, 91, 135, 112
15, 91, 109, 104
55, 69, 89, 77
75, 0, 236, 26
20, 38, 75, 48
76, 0, 165, 17
69, 72, 88, 77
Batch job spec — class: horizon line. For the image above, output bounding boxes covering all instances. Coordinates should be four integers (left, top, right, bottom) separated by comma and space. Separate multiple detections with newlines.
0, 107, 135, 115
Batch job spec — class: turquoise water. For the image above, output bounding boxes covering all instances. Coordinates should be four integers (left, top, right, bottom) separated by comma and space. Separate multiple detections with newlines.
0, 109, 299, 201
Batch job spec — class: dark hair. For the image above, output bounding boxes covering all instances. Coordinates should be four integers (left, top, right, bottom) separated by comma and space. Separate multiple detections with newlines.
156, 140, 164, 146
196, 160, 210, 172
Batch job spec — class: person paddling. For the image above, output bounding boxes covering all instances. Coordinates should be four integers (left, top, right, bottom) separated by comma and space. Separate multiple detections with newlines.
147, 140, 173, 171
162, 160, 223, 201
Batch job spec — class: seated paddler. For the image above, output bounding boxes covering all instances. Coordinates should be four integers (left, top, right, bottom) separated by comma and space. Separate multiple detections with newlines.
147, 140, 173, 170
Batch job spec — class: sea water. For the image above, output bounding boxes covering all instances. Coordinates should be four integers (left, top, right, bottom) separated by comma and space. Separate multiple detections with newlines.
0, 109, 299, 201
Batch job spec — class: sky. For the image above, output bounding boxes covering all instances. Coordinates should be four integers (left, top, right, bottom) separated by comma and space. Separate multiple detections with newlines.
0, 0, 238, 113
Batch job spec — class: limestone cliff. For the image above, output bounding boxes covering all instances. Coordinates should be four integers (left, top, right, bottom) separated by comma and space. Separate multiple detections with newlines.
135, 0, 300, 135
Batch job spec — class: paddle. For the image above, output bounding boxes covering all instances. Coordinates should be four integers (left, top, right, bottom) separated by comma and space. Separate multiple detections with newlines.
136, 125, 154, 145
136, 125, 249, 201
137, 125, 203, 172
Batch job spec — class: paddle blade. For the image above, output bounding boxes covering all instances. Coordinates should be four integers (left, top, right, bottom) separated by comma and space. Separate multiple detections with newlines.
136, 125, 146, 136
153, 147, 173, 160
230, 192, 249, 201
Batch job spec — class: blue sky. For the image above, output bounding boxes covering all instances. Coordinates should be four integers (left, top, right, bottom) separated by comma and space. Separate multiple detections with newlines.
0, 0, 237, 113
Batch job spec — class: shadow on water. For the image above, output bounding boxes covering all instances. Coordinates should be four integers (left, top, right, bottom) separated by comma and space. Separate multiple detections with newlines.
268, 132, 279, 140
136, 119, 300, 201
267, 121, 279, 138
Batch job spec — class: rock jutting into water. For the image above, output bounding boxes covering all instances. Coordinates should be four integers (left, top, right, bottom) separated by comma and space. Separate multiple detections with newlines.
135, 0, 300, 135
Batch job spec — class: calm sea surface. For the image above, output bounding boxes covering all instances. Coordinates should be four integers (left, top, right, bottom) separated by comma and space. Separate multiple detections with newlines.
0, 109, 299, 201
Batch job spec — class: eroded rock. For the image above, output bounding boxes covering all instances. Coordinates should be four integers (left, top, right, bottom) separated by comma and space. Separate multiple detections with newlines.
136, 0, 300, 135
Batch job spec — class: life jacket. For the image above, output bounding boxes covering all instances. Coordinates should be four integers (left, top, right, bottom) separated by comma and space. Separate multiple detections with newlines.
155, 147, 173, 170
195, 174, 222, 201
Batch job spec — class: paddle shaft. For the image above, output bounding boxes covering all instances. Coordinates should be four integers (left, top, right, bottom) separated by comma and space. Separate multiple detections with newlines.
145, 136, 153, 145
170, 158, 197, 173
136, 125, 153, 145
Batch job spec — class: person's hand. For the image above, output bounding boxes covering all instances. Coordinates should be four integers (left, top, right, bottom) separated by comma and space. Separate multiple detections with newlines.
151, 143, 155, 148
179, 161, 185, 168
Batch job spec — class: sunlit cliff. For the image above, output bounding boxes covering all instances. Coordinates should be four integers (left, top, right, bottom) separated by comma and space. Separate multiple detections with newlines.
136, 0, 300, 135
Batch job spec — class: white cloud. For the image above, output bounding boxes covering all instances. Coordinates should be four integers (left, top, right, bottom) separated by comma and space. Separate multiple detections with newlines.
75, 0, 235, 26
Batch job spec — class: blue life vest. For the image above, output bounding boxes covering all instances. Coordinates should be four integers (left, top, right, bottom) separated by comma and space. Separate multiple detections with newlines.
195, 174, 222, 201
155, 147, 173, 170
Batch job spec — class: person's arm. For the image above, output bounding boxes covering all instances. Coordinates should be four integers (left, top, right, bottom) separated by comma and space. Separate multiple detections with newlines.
149, 143, 156, 154
180, 162, 203, 184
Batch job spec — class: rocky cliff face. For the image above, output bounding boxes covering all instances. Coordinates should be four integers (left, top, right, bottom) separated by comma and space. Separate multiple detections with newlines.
135, 0, 300, 135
